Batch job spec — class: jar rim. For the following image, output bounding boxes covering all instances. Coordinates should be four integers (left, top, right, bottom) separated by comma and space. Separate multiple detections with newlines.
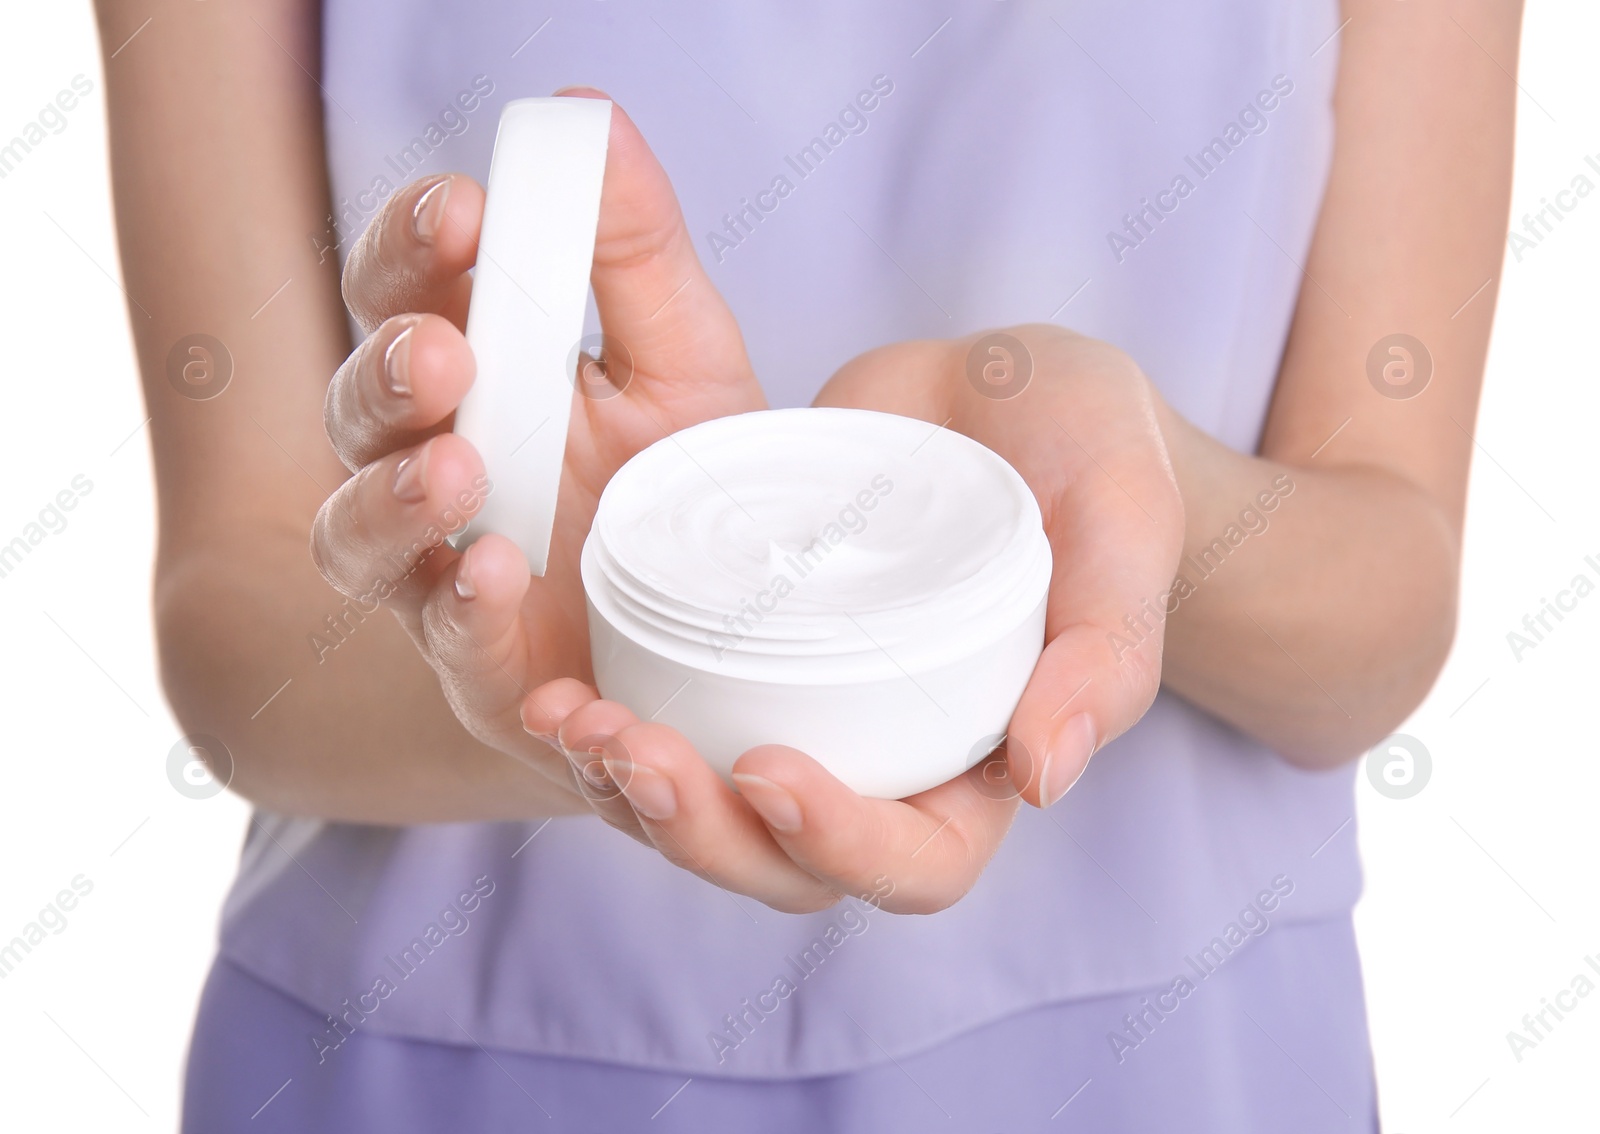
583, 407, 1053, 682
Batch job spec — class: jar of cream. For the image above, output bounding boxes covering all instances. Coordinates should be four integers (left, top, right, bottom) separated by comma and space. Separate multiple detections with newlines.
448, 100, 1052, 798
582, 407, 1053, 798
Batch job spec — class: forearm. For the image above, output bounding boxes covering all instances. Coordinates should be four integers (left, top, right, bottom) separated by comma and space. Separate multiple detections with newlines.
97, 0, 581, 822
1156, 405, 1457, 766
156, 538, 587, 822
1148, 0, 1519, 767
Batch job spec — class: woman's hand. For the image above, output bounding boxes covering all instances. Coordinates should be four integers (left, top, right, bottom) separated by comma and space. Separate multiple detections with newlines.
524, 326, 1185, 913
312, 91, 764, 797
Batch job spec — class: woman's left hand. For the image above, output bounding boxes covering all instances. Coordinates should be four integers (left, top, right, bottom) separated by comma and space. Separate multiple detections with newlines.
523, 325, 1185, 914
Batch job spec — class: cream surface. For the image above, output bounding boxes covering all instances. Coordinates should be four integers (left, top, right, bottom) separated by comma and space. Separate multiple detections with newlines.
583, 407, 1053, 682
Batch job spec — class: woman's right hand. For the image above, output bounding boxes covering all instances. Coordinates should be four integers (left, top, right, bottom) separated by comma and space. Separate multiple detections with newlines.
311, 90, 765, 796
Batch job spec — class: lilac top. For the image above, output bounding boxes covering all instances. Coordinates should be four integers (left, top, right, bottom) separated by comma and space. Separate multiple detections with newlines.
217, 0, 1359, 1078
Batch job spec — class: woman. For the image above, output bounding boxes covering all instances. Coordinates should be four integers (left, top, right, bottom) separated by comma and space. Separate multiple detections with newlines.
94, 0, 1518, 1129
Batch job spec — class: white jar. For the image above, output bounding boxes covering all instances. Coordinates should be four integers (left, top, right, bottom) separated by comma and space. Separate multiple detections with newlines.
581, 407, 1052, 799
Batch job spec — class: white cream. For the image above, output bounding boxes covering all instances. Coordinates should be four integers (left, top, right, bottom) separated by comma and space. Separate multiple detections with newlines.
583, 407, 1052, 798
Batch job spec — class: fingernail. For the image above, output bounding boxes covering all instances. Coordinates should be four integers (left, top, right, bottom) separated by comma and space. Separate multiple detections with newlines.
572, 748, 615, 793
453, 554, 476, 601
412, 178, 451, 243
393, 445, 429, 503
732, 773, 803, 834
522, 699, 557, 742
383, 324, 414, 397
1041, 713, 1096, 807
607, 759, 677, 822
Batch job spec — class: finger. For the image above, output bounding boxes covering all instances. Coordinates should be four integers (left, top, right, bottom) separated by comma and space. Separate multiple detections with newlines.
558, 89, 759, 413
412, 534, 564, 763
309, 433, 488, 626
325, 313, 476, 471
521, 677, 602, 744
996, 340, 1184, 809
1003, 471, 1179, 810
342, 173, 485, 334
732, 747, 1019, 914
603, 724, 840, 914
1005, 624, 1156, 811
554, 699, 651, 843
521, 678, 604, 794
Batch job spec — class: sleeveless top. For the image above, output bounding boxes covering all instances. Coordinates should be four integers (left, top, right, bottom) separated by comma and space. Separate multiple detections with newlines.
219, 0, 1359, 1078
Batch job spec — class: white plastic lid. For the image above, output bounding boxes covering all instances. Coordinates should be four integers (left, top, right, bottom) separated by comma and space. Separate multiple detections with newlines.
449, 96, 613, 575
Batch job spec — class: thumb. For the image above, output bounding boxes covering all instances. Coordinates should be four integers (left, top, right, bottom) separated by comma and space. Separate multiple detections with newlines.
1004, 620, 1165, 809
559, 88, 757, 407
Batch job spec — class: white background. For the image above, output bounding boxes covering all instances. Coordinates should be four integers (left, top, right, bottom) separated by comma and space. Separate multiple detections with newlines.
0, 3, 1594, 1130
